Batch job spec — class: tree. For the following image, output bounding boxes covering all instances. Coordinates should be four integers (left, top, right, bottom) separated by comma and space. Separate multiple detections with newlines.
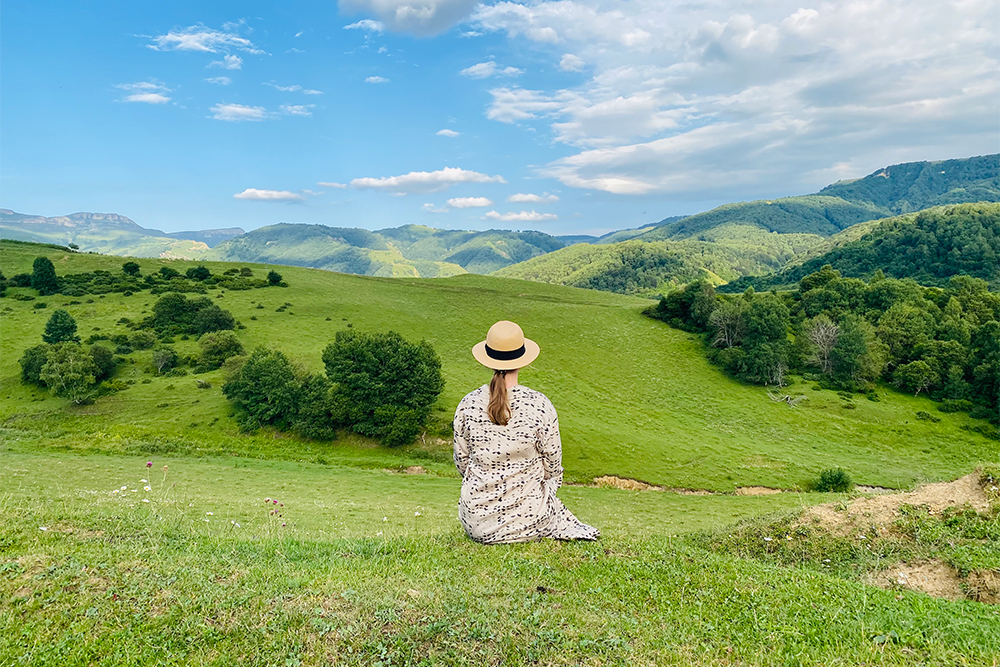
267, 270, 283, 286
89, 344, 117, 381
291, 374, 337, 440
31, 257, 59, 295
19, 345, 50, 385
194, 304, 236, 335
893, 360, 939, 396
743, 294, 789, 348
804, 314, 840, 374
152, 347, 179, 374
159, 266, 181, 279
222, 348, 301, 431
42, 309, 79, 344
198, 330, 244, 368
186, 266, 211, 281
322, 330, 444, 447
830, 315, 886, 387
40, 343, 98, 404
122, 261, 141, 276
708, 298, 748, 348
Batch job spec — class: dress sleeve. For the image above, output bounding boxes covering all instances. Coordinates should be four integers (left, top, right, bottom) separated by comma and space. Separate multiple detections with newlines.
453, 402, 470, 478
538, 400, 564, 487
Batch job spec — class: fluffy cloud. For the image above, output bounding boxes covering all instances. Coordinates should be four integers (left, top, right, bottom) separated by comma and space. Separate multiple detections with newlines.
210, 103, 270, 122
233, 188, 305, 202
338, 0, 478, 36
460, 61, 523, 78
483, 210, 558, 222
507, 193, 558, 204
116, 81, 171, 104
149, 25, 262, 54
468, 0, 999, 197
436, 129, 460, 137
209, 55, 243, 70
317, 181, 348, 188
351, 167, 506, 194
205, 76, 231, 85
280, 104, 315, 116
447, 197, 493, 208
422, 203, 449, 213
344, 19, 385, 33
365, 76, 390, 83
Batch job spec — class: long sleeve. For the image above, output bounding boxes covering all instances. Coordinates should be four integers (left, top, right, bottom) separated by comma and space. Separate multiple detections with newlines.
453, 405, 470, 478
538, 402, 564, 487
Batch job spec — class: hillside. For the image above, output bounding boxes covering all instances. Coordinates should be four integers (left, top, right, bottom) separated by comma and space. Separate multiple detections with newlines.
638, 154, 999, 241
722, 203, 1000, 292
495, 226, 827, 296
204, 223, 565, 276
0, 209, 242, 257
2, 240, 996, 491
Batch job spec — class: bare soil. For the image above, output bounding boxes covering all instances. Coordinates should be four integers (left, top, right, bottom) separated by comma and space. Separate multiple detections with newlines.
734, 486, 783, 496
867, 561, 965, 601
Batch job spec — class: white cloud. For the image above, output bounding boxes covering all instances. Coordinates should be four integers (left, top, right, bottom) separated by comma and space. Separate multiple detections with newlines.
365, 76, 390, 83
116, 81, 172, 104
422, 203, 449, 213
507, 193, 558, 204
205, 76, 231, 85
233, 188, 305, 202
280, 104, 315, 116
150, 25, 262, 54
482, 210, 558, 222
338, 0, 479, 36
317, 181, 348, 188
344, 19, 385, 33
208, 54, 243, 70
269, 83, 302, 92
436, 129, 460, 137
460, 61, 523, 79
559, 54, 585, 72
210, 103, 271, 122
351, 167, 506, 194
447, 196, 493, 208
303, 89, 323, 95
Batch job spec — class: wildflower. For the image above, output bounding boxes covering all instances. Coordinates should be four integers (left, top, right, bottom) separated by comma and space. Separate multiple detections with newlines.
146, 461, 153, 468
273, 500, 278, 505
414, 511, 421, 517
162, 465, 168, 473
763, 537, 772, 542
265, 498, 271, 503
131, 489, 137, 493
112, 490, 119, 495
858, 534, 867, 540
280, 503, 284, 507
140, 479, 148, 483
235, 522, 240, 528
823, 559, 831, 563
282, 523, 286, 527
144, 486, 151, 492
382, 517, 388, 522
39, 526, 48, 531
206, 512, 214, 516
142, 499, 150, 503
376, 531, 383, 536
120, 485, 128, 491
992, 486, 998, 492
203, 519, 210, 523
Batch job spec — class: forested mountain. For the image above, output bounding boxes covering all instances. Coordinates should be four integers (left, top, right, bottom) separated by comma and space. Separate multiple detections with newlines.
722, 203, 1000, 292
204, 223, 566, 277
0, 209, 243, 257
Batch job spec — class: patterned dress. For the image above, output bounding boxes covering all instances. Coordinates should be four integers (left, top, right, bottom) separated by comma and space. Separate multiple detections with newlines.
453, 384, 600, 544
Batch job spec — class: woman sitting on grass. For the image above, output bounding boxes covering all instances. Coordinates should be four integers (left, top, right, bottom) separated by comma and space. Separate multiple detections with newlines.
453, 320, 600, 544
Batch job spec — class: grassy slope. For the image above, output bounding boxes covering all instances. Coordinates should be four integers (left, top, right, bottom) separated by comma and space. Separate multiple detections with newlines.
2, 241, 998, 492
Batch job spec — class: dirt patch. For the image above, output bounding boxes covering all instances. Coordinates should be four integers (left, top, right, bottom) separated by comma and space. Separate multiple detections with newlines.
800, 472, 990, 533
404, 466, 426, 475
734, 486, 783, 496
591, 475, 663, 491
966, 570, 1000, 604
867, 560, 965, 601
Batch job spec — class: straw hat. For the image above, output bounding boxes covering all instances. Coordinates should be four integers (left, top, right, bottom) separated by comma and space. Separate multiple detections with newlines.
472, 320, 540, 370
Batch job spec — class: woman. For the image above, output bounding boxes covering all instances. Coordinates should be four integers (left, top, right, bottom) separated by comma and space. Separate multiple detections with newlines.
453, 320, 600, 544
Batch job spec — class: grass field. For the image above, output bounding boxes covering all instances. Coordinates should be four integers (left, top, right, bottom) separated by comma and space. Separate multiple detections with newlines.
2, 241, 998, 491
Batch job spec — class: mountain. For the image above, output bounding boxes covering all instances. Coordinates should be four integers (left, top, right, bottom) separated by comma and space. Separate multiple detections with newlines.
721, 203, 1000, 292
637, 155, 999, 241
203, 223, 566, 277
0, 209, 243, 258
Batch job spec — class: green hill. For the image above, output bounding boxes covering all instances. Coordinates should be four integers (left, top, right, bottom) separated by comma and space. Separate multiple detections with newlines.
2, 239, 996, 492
722, 203, 1000, 292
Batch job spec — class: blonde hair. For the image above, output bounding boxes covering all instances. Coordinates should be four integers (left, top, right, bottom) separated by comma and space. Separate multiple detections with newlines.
487, 369, 511, 425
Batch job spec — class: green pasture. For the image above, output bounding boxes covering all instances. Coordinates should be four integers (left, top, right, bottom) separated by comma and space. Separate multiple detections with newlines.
2, 241, 997, 491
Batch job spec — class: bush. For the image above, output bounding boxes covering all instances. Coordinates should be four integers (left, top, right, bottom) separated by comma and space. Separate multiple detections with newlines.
814, 468, 853, 493
194, 304, 236, 335
267, 270, 283, 286
122, 261, 140, 276
322, 330, 444, 446
186, 266, 211, 281
90, 344, 118, 381
19, 345, 50, 385
152, 346, 180, 374
159, 267, 181, 279
198, 330, 244, 368
128, 330, 158, 350
40, 342, 99, 404
10, 273, 32, 288
222, 348, 301, 432
42, 309, 79, 344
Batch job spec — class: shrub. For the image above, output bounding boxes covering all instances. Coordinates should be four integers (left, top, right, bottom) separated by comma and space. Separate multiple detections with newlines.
814, 468, 853, 493
10, 273, 32, 288
186, 266, 211, 281
194, 304, 236, 335
198, 330, 244, 368
19, 345, 50, 385
267, 270, 283, 286
40, 342, 99, 404
291, 374, 337, 440
42, 309, 79, 344
915, 411, 941, 423
89, 344, 118, 381
33, 302, 47, 309
152, 347, 180, 374
128, 330, 158, 350
322, 330, 444, 447
240, 267, 254, 277
122, 261, 140, 276
222, 348, 300, 432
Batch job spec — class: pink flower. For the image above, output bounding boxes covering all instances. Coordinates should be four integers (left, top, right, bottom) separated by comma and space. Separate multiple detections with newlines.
146, 461, 153, 468
272, 500, 278, 505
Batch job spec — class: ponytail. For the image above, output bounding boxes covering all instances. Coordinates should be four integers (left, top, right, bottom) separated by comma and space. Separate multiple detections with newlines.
487, 370, 511, 425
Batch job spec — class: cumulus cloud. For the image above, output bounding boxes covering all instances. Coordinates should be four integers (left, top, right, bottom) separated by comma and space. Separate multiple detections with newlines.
365, 76, 390, 83
482, 210, 558, 222
344, 19, 385, 33
116, 81, 172, 104
233, 188, 305, 202
447, 196, 493, 208
205, 76, 231, 85
208, 55, 243, 70
338, 0, 479, 36
460, 61, 524, 78
317, 181, 348, 188
507, 193, 558, 204
468, 0, 999, 198
351, 167, 506, 194
422, 203, 449, 213
210, 103, 270, 122
436, 129, 460, 137
149, 25, 262, 54
280, 104, 315, 116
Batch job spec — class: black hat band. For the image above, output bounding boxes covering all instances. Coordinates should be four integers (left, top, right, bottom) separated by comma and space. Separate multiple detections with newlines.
485, 344, 525, 361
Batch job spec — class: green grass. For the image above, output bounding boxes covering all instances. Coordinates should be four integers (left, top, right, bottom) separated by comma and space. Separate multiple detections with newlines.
2, 240, 998, 491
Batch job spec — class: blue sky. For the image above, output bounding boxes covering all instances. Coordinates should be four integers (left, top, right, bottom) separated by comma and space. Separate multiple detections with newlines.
2, 0, 997, 236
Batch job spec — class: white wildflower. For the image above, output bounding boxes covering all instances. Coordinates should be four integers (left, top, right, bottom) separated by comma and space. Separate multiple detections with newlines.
763, 537, 772, 542
414, 511, 421, 517
144, 486, 151, 492
120, 485, 127, 491
858, 534, 867, 539
39, 526, 48, 531
206, 512, 214, 516
382, 517, 388, 522
376, 531, 383, 536
140, 479, 148, 483
142, 499, 150, 503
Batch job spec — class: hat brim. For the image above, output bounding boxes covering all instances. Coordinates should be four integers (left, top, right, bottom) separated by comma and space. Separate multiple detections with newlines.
472, 338, 540, 370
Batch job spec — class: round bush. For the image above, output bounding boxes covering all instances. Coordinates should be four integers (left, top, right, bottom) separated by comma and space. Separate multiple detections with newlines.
814, 467, 853, 493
